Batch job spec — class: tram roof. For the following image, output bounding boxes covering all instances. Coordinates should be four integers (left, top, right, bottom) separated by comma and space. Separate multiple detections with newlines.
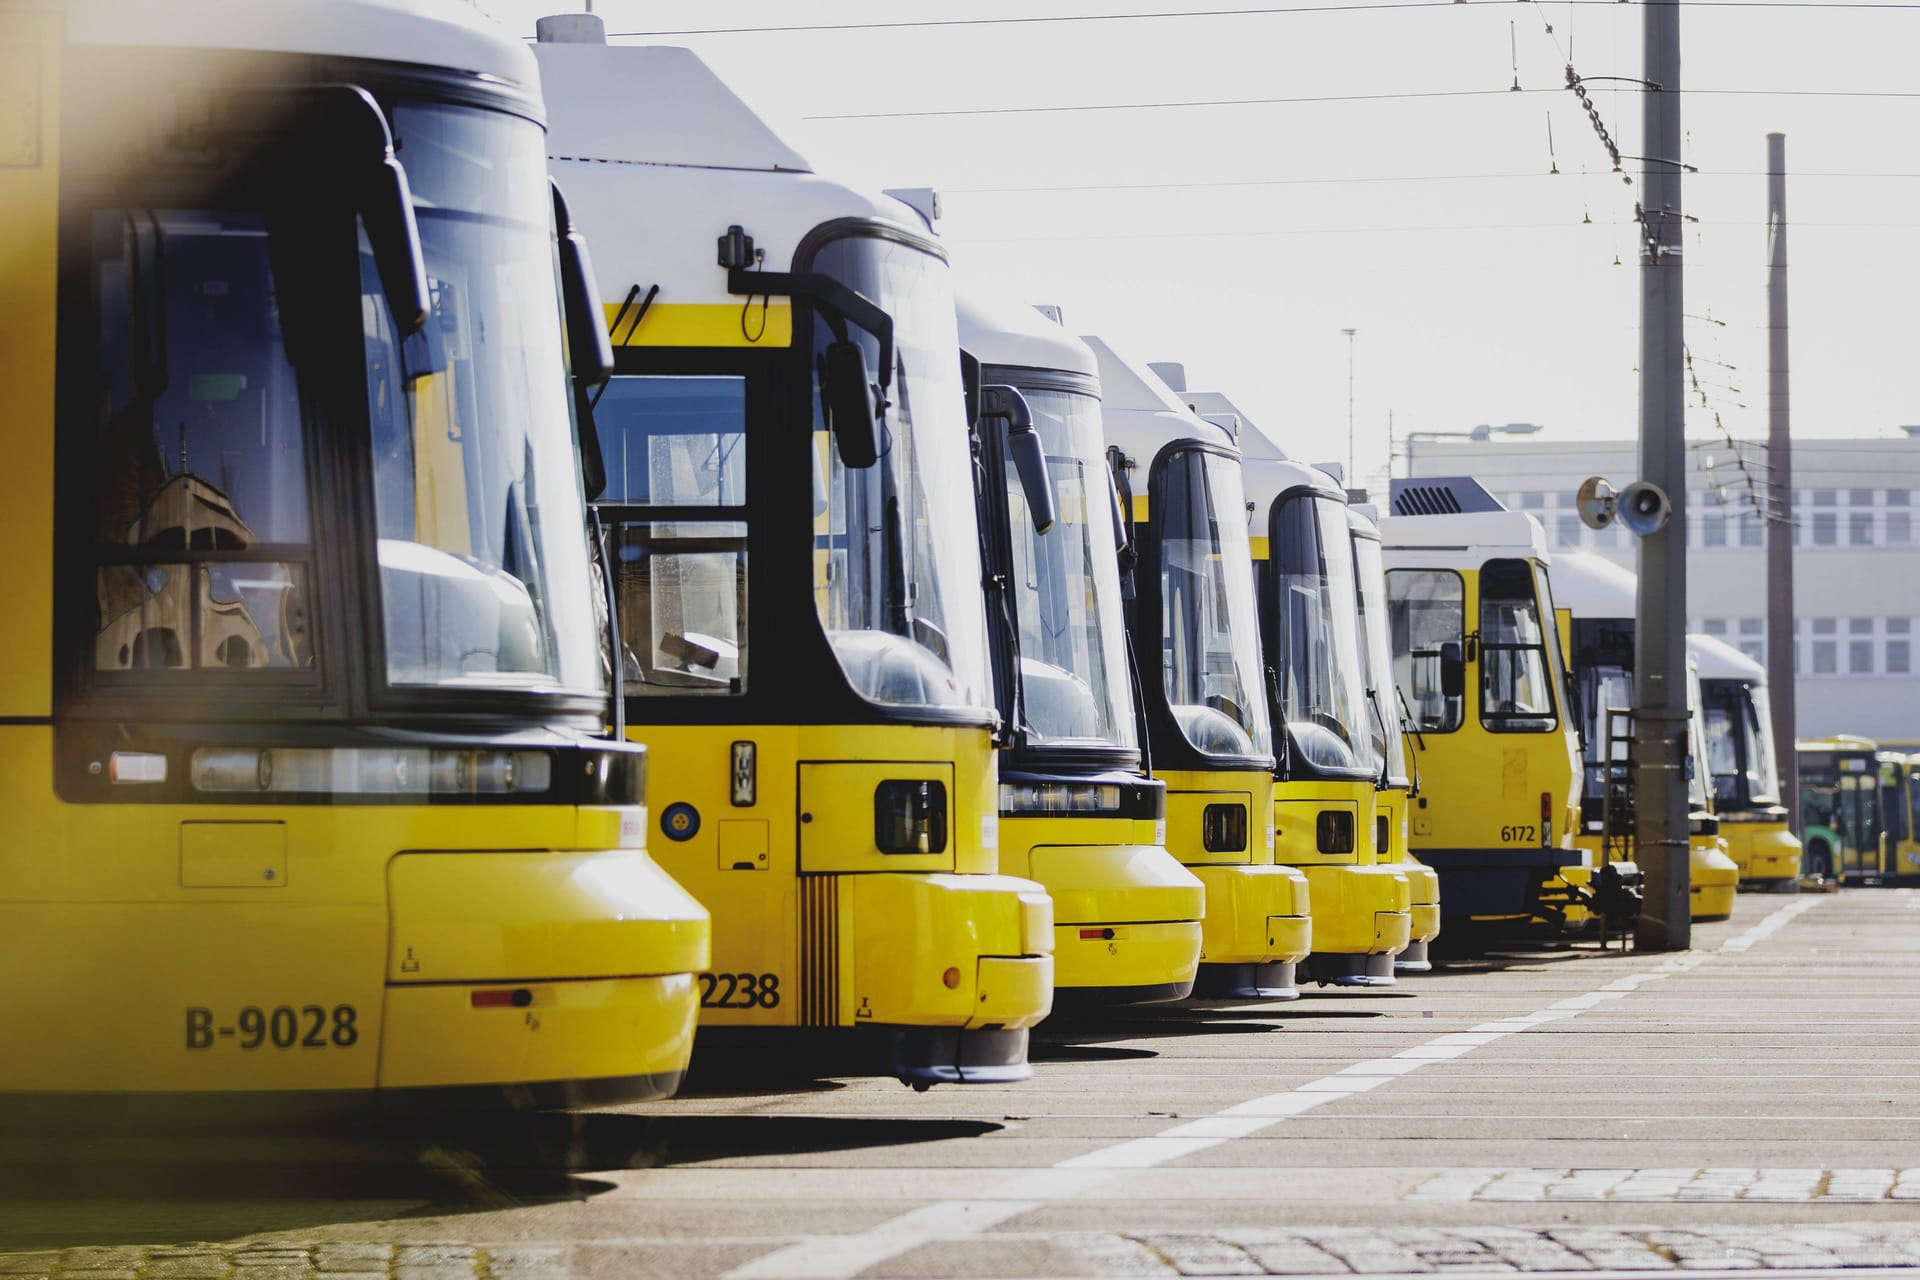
60, 0, 536, 91
1349, 504, 1382, 540
538, 39, 929, 309
1181, 391, 1289, 461
1241, 455, 1345, 514
958, 291, 1097, 382
1544, 549, 1637, 620
1084, 335, 1237, 463
1376, 509, 1553, 569
1688, 631, 1767, 685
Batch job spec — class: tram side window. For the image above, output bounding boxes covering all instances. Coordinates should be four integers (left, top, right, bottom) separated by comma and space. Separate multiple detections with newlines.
1386, 569, 1464, 733
1478, 558, 1557, 732
89, 210, 316, 679
592, 376, 748, 695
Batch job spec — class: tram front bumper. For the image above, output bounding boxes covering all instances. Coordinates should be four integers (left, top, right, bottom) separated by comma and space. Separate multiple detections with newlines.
1030, 844, 1205, 1005
1690, 841, 1741, 921
847, 873, 1055, 1031
1302, 864, 1413, 956
1190, 863, 1312, 964
382, 847, 710, 1100
1732, 824, 1804, 885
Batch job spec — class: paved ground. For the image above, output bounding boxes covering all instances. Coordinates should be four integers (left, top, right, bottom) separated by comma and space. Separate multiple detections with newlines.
3, 887, 1916, 1279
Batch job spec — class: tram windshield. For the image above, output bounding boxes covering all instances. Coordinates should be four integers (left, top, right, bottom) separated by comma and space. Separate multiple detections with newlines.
1703, 678, 1782, 809
809, 235, 993, 714
1353, 533, 1409, 787
1269, 493, 1371, 777
83, 95, 600, 702
1686, 667, 1711, 811
1001, 388, 1136, 748
1571, 617, 1634, 805
1157, 449, 1272, 758
361, 103, 600, 694
1479, 559, 1557, 732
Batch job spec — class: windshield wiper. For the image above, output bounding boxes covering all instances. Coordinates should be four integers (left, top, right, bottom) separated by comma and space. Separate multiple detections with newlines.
1364, 686, 1392, 789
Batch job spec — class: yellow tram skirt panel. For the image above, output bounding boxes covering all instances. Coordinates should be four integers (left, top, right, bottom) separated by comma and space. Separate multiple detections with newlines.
1026, 842, 1205, 996
1190, 863, 1312, 965
845, 872, 1055, 1030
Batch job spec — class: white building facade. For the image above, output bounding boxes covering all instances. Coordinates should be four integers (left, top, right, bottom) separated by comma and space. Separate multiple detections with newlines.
1403, 434, 1920, 743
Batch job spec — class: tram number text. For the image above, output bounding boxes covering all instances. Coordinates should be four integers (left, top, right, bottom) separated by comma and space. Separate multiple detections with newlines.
1499, 824, 1537, 844
185, 1005, 359, 1051
698, 972, 780, 1009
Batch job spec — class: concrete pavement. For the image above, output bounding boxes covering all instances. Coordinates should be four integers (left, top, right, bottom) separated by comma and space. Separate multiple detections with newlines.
3, 888, 1915, 1278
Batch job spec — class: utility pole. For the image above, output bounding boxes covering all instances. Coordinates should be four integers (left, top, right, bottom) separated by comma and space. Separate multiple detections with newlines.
1633, 0, 1690, 950
1765, 133, 1799, 837
1343, 328, 1358, 483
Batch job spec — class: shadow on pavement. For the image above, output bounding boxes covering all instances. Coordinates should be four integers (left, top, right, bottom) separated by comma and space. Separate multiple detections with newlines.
0, 1111, 1001, 1252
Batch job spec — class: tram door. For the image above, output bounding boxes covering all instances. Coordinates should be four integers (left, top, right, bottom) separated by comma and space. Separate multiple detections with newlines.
1834, 772, 1882, 879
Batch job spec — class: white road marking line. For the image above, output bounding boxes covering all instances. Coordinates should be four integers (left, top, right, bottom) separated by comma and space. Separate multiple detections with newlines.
725, 896, 1824, 1280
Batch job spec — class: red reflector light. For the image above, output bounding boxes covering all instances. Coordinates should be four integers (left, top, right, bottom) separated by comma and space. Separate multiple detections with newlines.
1079, 927, 1116, 940
471, 988, 532, 1009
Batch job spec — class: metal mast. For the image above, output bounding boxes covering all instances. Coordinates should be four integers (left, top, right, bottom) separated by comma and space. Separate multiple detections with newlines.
1632, 0, 1690, 950
1765, 132, 1798, 836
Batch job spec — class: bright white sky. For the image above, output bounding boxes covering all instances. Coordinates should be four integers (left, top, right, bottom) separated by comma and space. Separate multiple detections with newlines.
484, 0, 1920, 492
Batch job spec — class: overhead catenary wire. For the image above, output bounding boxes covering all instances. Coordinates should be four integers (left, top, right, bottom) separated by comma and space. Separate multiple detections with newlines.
591, 0, 1920, 39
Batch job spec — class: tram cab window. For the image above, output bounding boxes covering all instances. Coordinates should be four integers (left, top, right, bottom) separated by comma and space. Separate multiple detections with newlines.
1386, 569, 1464, 733
592, 376, 748, 696
1478, 558, 1557, 732
89, 210, 315, 678
358, 102, 601, 696
1155, 449, 1271, 759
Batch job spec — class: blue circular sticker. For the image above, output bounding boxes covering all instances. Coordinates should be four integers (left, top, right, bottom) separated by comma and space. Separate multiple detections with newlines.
660, 802, 701, 842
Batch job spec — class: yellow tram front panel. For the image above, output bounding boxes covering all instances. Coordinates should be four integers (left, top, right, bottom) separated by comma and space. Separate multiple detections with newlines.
1158, 766, 1312, 970
2, 734, 706, 1097
1372, 787, 1441, 965
629, 722, 1053, 1032
1276, 776, 1412, 962
1689, 833, 1740, 922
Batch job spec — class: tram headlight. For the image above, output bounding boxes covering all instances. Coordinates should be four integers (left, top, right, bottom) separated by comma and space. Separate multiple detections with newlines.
997, 782, 1123, 815
1315, 809, 1356, 855
189, 747, 552, 795
874, 779, 948, 855
1202, 802, 1249, 853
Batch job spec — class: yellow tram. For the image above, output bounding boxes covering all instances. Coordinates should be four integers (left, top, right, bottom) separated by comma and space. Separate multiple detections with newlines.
1351, 506, 1442, 971
1089, 341, 1312, 999
1379, 483, 1584, 925
1545, 551, 1739, 922
1240, 457, 1413, 984
0, 0, 712, 1115
534, 24, 1053, 1085
958, 294, 1203, 1005
1689, 634, 1801, 888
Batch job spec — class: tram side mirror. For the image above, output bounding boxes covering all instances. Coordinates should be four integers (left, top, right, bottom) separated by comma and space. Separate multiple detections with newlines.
551, 182, 616, 390
822, 340, 881, 469
982, 385, 1055, 535
1439, 641, 1466, 698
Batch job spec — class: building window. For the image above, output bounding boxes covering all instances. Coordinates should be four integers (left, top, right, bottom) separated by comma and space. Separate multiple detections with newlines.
1739, 512, 1763, 547
1813, 641, 1837, 674
1812, 512, 1837, 546
1813, 617, 1837, 636
1702, 512, 1727, 547
1849, 512, 1874, 546
1703, 618, 1728, 636
1850, 641, 1874, 674
1890, 618, 1912, 635
1889, 512, 1911, 545
1812, 489, 1836, 507
1890, 641, 1912, 675
1739, 617, 1763, 636
1520, 492, 1546, 511
1740, 640, 1765, 664
1849, 487, 1874, 507
1887, 489, 1911, 507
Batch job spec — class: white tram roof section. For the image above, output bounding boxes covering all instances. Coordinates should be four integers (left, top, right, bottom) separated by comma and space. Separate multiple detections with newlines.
1083, 335, 1235, 463
1545, 549, 1637, 621
957, 291, 1098, 382
1377, 509, 1553, 572
1242, 455, 1344, 518
536, 39, 926, 305
1688, 631, 1768, 684
1350, 503, 1381, 540
59, 0, 537, 89
1182, 390, 1288, 461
